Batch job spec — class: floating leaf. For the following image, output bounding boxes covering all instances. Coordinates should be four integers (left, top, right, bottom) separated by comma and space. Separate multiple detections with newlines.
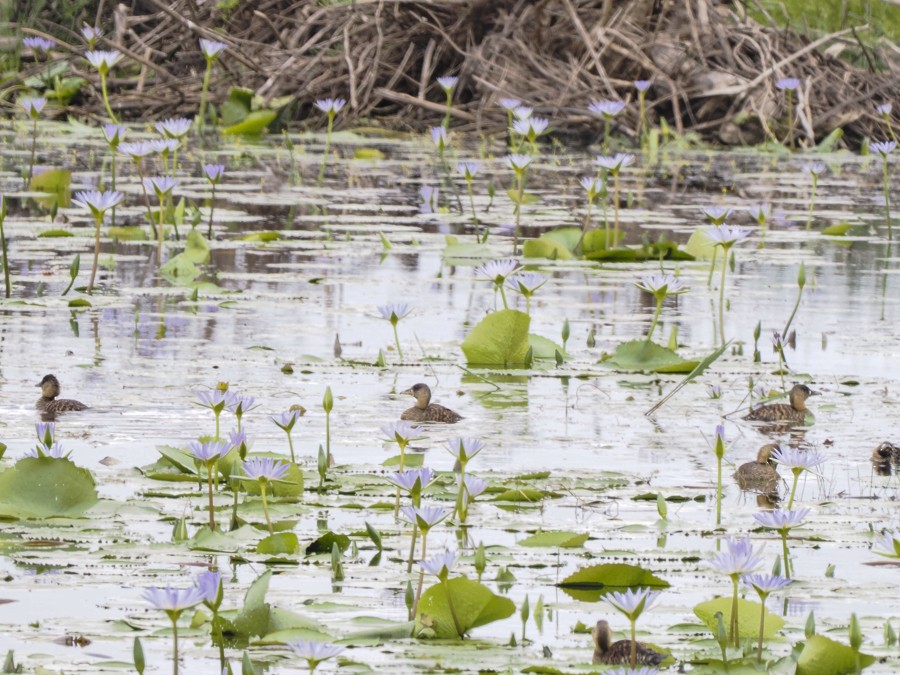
603, 339, 699, 373
37, 229, 73, 238
0, 458, 98, 519
694, 597, 784, 639
821, 223, 852, 236
108, 226, 147, 241
241, 231, 281, 242
233, 570, 272, 639
29, 168, 71, 209
354, 148, 385, 161
519, 531, 588, 548
461, 309, 531, 366
558, 563, 669, 602
257, 532, 299, 555
222, 110, 278, 136
796, 634, 874, 675
523, 235, 572, 260
528, 334, 566, 360
67, 298, 92, 308
415, 576, 515, 639
305, 531, 350, 556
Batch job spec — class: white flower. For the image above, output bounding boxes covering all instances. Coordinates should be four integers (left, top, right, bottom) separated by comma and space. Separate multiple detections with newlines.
710, 537, 764, 577
603, 587, 659, 621
770, 446, 826, 471
634, 272, 687, 297
704, 224, 752, 247
418, 549, 458, 577
155, 117, 192, 139
314, 98, 347, 114
84, 49, 123, 73
753, 507, 810, 531
475, 258, 519, 283
199, 39, 227, 60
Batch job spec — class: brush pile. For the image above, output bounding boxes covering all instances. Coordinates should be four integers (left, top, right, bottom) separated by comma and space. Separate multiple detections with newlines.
25, 0, 900, 145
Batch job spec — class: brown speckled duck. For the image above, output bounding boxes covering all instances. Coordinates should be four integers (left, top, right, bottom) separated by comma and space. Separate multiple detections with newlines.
734, 444, 781, 492
872, 442, 898, 475
744, 384, 819, 424
36, 374, 88, 414
592, 619, 665, 666
400, 383, 461, 423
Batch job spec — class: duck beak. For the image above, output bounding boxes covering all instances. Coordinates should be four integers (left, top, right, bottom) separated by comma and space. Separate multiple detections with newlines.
35, 381, 42, 387
399, 388, 413, 396
809, 389, 822, 396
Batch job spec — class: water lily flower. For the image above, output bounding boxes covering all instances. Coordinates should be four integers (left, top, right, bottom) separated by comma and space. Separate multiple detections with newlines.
458, 473, 488, 499
603, 587, 659, 621
635, 80, 652, 92
877, 102, 893, 116
143, 585, 206, 614
742, 573, 791, 661
872, 140, 897, 157
380, 420, 424, 445
228, 428, 248, 454
873, 531, 900, 558
25, 442, 68, 459
506, 271, 547, 296
512, 116, 549, 137
588, 100, 626, 118
635, 272, 687, 298
189, 439, 229, 463
377, 303, 412, 323
386, 467, 436, 496
118, 141, 161, 159
314, 98, 347, 115
776, 77, 800, 91
499, 98, 521, 110
594, 153, 635, 171
747, 203, 770, 226
23, 36, 55, 52
704, 224, 752, 247
446, 437, 485, 469
581, 175, 604, 199
240, 456, 290, 481
287, 640, 345, 673
706, 384, 722, 399
200, 164, 225, 186
195, 570, 223, 608
802, 161, 826, 177
72, 190, 124, 221
144, 176, 178, 199
457, 161, 480, 182
505, 154, 532, 173
476, 258, 519, 284
754, 507, 810, 531
419, 185, 439, 214
81, 25, 102, 46
771, 446, 825, 471
418, 549, 458, 578
437, 75, 459, 92
430, 126, 448, 148
711, 536, 765, 577
85, 49, 123, 73
102, 124, 126, 147
155, 117, 192, 139
512, 106, 533, 120
271, 410, 299, 433
400, 504, 453, 531
225, 391, 254, 418
702, 205, 732, 224
199, 39, 227, 61
19, 97, 46, 119
35, 421, 55, 446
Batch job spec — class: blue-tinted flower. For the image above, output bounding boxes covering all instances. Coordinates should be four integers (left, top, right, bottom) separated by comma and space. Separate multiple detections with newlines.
512, 106, 533, 120
771, 332, 786, 350
287, 640, 344, 670
593, 153, 634, 172
380, 420, 424, 444
144, 176, 178, 198
81, 25, 102, 44
505, 154, 532, 171
475, 258, 520, 284
225, 392, 254, 415
512, 116, 549, 137
271, 410, 299, 432
154, 138, 180, 154
101, 124, 126, 147
314, 98, 347, 114
634, 272, 687, 298
446, 437, 485, 465
228, 428, 248, 451
753, 507, 810, 531
19, 97, 46, 119
23, 36, 55, 52
872, 140, 897, 157
118, 141, 160, 159
802, 162, 826, 177
195, 570, 222, 606
400, 504, 453, 529
634, 80, 652, 92
386, 467, 436, 493
747, 204, 770, 225
35, 421, 55, 446
704, 224, 752, 247
771, 446, 825, 471
199, 39, 227, 60
418, 549, 458, 577
776, 77, 800, 91
155, 117, 192, 139
742, 573, 791, 595
437, 76, 459, 92
876, 102, 893, 116
73, 190, 125, 221
458, 473, 487, 498
430, 126, 448, 147
499, 98, 521, 110
457, 161, 480, 179
419, 185, 439, 214
710, 537, 765, 576
581, 176, 604, 199
189, 439, 228, 463
706, 384, 722, 399
873, 531, 900, 558
203, 164, 225, 183
241, 457, 290, 481
506, 271, 547, 295
85, 49, 123, 73
588, 100, 626, 118
24, 442, 68, 459
142, 585, 206, 612
702, 205, 732, 224
377, 303, 412, 322
603, 587, 659, 621
196, 389, 227, 411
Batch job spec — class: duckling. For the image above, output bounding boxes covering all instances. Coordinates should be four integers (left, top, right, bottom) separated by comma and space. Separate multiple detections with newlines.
592, 619, 665, 666
744, 384, 819, 424
35, 374, 88, 413
400, 383, 462, 423
734, 444, 781, 492
871, 441, 899, 476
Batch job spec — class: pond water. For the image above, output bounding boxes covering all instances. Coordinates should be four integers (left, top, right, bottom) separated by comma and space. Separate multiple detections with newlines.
0, 120, 898, 673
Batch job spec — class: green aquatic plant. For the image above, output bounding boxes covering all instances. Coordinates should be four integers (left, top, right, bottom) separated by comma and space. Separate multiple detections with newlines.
322, 387, 333, 468
772, 332, 787, 389
288, 639, 344, 675
20, 96, 45, 187
802, 161, 825, 231
873, 530, 900, 559
419, 550, 464, 638
271, 409, 300, 463
0, 195, 8, 298
754, 507, 809, 579
634, 272, 688, 345
388, 467, 437, 573
446, 437, 485, 522
742, 573, 791, 662
457, 161, 481, 234
506, 271, 547, 315
85, 50, 123, 124
710, 537, 764, 647
237, 457, 290, 533
430, 125, 448, 163
224, 391, 254, 434
155, 118, 191, 176
701, 206, 731, 287
712, 423, 725, 526
189, 439, 228, 531
505, 154, 532, 252
782, 261, 807, 337
578, 175, 604, 251
195, 571, 226, 670
196, 389, 228, 439
475, 258, 520, 310
456, 473, 486, 524
144, 176, 178, 259
202, 163, 225, 238
101, 124, 126, 225
511, 116, 549, 155
635, 80, 652, 146
72, 189, 124, 295
198, 39, 227, 131
315, 98, 346, 180
377, 303, 412, 360
872, 141, 895, 240
382, 422, 425, 515
119, 140, 163, 238
876, 103, 897, 144
588, 100, 625, 155
437, 75, 458, 129
81, 25, 101, 50
142, 585, 206, 675
704, 224, 751, 346
594, 153, 634, 248
403, 504, 452, 616
602, 587, 659, 669
771, 446, 825, 508
776, 77, 800, 148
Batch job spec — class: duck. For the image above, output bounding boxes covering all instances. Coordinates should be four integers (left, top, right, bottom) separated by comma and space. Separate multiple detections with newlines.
591, 619, 666, 666
871, 441, 898, 475
399, 383, 462, 423
743, 384, 819, 424
734, 444, 781, 492
36, 374, 88, 414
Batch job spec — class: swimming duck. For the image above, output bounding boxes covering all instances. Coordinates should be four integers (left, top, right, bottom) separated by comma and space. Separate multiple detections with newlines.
743, 384, 819, 424
591, 619, 665, 666
400, 383, 462, 423
872, 442, 898, 464
734, 444, 781, 492
36, 374, 88, 413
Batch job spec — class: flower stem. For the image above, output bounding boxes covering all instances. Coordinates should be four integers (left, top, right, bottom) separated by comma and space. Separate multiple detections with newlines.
757, 596, 767, 662
171, 616, 179, 675
318, 113, 335, 182
198, 61, 212, 132
718, 246, 729, 346
466, 179, 478, 229
27, 118, 37, 187
260, 483, 273, 534
788, 469, 800, 509
99, 71, 118, 124
786, 90, 794, 150
612, 171, 621, 248
514, 171, 524, 254
136, 162, 158, 240
87, 214, 102, 295
716, 453, 723, 526
214, 411, 221, 441
207, 184, 216, 239
406, 521, 419, 576
498, 283, 509, 310
207, 467, 216, 531
730, 574, 740, 647
782, 531, 791, 579
392, 322, 404, 361
287, 432, 296, 464
806, 176, 817, 230
0, 215, 9, 299
883, 157, 893, 241
602, 118, 610, 155
645, 297, 663, 344
411, 532, 428, 617
394, 440, 407, 518
707, 246, 718, 288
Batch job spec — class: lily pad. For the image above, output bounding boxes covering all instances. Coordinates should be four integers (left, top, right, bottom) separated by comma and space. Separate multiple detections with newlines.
519, 531, 588, 548
528, 334, 566, 360
29, 168, 71, 209
558, 563, 669, 602
461, 309, 531, 366
603, 339, 699, 373
694, 597, 784, 639
233, 570, 272, 639
415, 576, 515, 639
257, 532, 299, 555
222, 110, 278, 137
0, 458, 98, 519
796, 634, 874, 675
305, 531, 350, 555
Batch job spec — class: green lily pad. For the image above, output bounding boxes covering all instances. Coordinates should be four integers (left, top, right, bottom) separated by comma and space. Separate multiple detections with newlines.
257, 532, 299, 555
603, 339, 699, 373
233, 570, 272, 639
519, 531, 588, 548
461, 309, 530, 366
305, 531, 350, 555
108, 226, 147, 241
694, 597, 784, 639
222, 110, 278, 136
822, 223, 852, 236
0, 458, 98, 519
354, 148, 385, 161
241, 231, 281, 242
558, 563, 669, 602
37, 229, 74, 238
796, 634, 874, 675
528, 334, 565, 360
685, 228, 717, 260
415, 576, 515, 639
30, 168, 71, 209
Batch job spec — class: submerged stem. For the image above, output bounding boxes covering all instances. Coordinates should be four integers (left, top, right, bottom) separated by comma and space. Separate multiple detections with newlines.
718, 246, 729, 346
757, 596, 767, 662
87, 214, 102, 294
260, 483, 273, 534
